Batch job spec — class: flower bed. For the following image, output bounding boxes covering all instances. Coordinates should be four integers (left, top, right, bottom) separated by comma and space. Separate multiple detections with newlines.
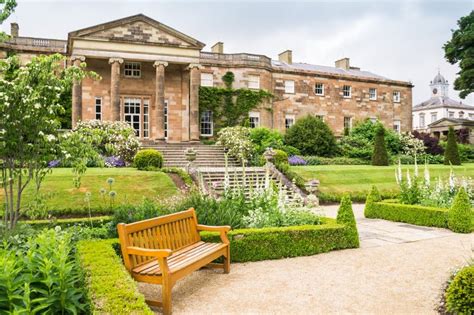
365, 186, 473, 233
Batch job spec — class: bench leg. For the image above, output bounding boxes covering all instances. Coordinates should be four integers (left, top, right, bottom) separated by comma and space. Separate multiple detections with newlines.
223, 248, 230, 274
162, 280, 172, 315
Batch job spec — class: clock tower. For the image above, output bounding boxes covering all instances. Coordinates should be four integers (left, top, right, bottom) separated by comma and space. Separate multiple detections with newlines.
429, 71, 449, 97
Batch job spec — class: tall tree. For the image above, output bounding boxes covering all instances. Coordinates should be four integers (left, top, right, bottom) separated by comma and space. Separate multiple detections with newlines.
444, 126, 461, 165
0, 0, 17, 41
444, 11, 474, 99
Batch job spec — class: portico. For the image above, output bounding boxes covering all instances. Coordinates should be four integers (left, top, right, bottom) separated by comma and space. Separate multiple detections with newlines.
68, 14, 205, 142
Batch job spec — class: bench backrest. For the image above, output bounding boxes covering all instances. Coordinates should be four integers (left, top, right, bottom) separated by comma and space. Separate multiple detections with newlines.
117, 208, 201, 270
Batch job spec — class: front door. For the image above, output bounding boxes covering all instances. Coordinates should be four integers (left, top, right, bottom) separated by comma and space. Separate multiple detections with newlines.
124, 97, 141, 137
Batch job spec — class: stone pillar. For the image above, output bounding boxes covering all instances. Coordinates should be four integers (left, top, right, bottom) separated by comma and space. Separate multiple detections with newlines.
71, 55, 85, 128
153, 61, 168, 140
188, 63, 202, 141
108, 58, 123, 122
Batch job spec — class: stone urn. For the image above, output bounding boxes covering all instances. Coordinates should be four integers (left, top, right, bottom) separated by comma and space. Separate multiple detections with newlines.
185, 147, 197, 172
305, 179, 320, 207
263, 147, 276, 164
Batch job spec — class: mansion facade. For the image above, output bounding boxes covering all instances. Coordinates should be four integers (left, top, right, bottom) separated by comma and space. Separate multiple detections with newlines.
0, 14, 413, 142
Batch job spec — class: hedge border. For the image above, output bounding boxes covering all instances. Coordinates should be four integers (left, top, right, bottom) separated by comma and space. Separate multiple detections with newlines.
77, 239, 153, 315
22, 216, 112, 229
365, 201, 449, 228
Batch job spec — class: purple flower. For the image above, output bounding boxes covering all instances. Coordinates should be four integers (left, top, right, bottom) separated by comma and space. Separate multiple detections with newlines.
48, 160, 60, 168
288, 155, 307, 166
104, 156, 126, 168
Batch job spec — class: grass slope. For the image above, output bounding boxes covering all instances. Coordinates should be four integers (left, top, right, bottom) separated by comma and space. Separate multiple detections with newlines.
291, 164, 474, 202
1, 168, 178, 212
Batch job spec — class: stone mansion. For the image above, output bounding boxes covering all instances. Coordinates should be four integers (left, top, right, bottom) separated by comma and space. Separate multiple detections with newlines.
0, 14, 413, 142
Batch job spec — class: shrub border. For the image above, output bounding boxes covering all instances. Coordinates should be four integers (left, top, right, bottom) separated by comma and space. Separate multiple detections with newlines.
23, 216, 112, 229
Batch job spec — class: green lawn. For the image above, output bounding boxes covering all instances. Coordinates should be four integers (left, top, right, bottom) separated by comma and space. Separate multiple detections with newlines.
2, 168, 178, 216
291, 163, 474, 202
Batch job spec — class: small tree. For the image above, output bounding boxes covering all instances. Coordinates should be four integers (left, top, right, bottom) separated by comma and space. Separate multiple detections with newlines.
284, 115, 337, 156
371, 124, 389, 166
444, 127, 461, 165
0, 54, 94, 229
448, 187, 473, 233
364, 186, 381, 218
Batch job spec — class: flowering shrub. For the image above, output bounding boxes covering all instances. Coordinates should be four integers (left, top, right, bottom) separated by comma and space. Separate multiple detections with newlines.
217, 126, 254, 163
73, 120, 140, 163
288, 155, 307, 166
399, 132, 425, 156
104, 156, 125, 168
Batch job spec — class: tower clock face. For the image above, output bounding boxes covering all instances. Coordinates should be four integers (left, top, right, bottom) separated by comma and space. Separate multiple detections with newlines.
433, 88, 438, 94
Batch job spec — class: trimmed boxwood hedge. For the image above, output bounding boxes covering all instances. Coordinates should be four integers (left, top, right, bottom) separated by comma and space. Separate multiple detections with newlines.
77, 239, 153, 314
365, 201, 449, 228
199, 218, 358, 262
23, 216, 112, 229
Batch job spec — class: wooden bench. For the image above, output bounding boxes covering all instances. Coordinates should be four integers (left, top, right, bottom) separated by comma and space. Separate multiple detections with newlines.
117, 208, 230, 315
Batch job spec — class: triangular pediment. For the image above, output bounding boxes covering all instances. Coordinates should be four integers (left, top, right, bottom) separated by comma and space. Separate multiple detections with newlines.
68, 14, 205, 49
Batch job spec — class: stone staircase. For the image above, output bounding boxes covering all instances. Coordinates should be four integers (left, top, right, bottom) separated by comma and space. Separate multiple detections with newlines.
141, 142, 240, 168
197, 166, 305, 204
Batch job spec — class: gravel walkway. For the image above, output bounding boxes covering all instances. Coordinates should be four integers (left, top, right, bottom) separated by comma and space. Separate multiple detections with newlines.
140, 204, 473, 314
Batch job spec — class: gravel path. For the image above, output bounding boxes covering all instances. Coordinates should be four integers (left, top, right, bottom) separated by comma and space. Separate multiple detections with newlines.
140, 204, 473, 314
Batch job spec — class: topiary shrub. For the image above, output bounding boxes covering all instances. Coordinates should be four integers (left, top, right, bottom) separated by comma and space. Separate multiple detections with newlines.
133, 149, 163, 170
371, 124, 389, 166
448, 187, 473, 233
336, 195, 360, 247
272, 149, 288, 166
445, 264, 474, 314
284, 115, 337, 156
364, 185, 381, 217
444, 126, 461, 165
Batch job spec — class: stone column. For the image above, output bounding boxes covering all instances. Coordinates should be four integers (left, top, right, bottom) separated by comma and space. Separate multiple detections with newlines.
71, 55, 85, 128
188, 63, 202, 141
153, 61, 168, 140
108, 58, 123, 122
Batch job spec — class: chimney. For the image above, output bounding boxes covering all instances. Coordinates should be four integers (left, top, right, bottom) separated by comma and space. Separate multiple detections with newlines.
211, 42, 224, 54
335, 57, 350, 70
10, 23, 19, 38
278, 50, 292, 64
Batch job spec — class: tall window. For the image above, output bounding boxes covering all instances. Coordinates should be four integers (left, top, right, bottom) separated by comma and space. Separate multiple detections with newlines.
122, 97, 150, 138
370, 117, 378, 123
143, 99, 149, 138
248, 75, 260, 89
343, 85, 351, 98
249, 112, 260, 128
419, 113, 425, 128
95, 97, 102, 120
124, 62, 141, 78
315, 83, 324, 96
448, 111, 455, 118
285, 115, 295, 129
393, 91, 401, 102
123, 97, 141, 136
200, 110, 213, 136
469, 113, 474, 120
393, 120, 401, 134
459, 111, 465, 118
164, 100, 168, 139
343, 116, 352, 130
284, 80, 295, 94
200, 73, 214, 87
431, 112, 437, 123
315, 115, 325, 121
369, 88, 377, 100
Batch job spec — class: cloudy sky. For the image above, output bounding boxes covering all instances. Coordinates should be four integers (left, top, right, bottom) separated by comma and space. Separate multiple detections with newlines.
2, 0, 473, 105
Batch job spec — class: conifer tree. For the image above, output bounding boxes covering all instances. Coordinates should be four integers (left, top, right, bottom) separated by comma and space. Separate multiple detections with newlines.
444, 127, 461, 165
371, 124, 389, 166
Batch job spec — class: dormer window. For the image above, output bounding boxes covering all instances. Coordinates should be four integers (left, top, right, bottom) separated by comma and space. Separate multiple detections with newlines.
124, 62, 141, 78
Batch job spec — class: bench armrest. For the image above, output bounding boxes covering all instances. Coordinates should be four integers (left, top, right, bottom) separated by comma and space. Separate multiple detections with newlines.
197, 224, 231, 244
127, 246, 173, 258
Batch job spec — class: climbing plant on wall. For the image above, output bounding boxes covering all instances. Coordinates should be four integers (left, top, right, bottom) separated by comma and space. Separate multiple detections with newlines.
199, 71, 272, 134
